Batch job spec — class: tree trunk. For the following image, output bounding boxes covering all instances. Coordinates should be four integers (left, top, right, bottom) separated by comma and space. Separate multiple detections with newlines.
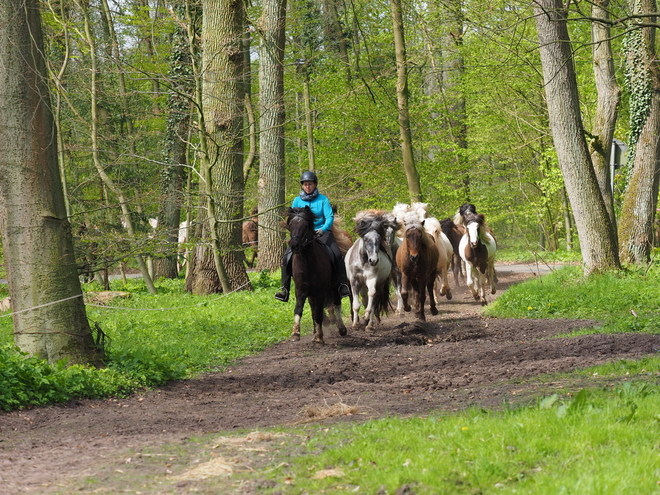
533, 0, 620, 273
588, 0, 620, 230
390, 0, 422, 203
200, 0, 250, 291
154, 5, 195, 279
617, 0, 660, 265
0, 0, 102, 366
257, 0, 288, 271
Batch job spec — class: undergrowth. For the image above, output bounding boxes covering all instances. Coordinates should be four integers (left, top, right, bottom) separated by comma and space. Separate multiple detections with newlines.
0, 270, 293, 411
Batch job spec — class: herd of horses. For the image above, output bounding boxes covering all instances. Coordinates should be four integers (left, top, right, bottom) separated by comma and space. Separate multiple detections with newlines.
282, 202, 498, 344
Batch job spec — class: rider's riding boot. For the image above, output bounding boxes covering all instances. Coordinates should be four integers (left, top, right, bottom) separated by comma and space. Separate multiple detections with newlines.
274, 286, 289, 302
338, 283, 351, 298
275, 252, 292, 302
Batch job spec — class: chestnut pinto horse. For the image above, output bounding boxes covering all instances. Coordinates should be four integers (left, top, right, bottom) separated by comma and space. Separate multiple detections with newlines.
285, 206, 347, 344
459, 211, 497, 305
395, 212, 439, 321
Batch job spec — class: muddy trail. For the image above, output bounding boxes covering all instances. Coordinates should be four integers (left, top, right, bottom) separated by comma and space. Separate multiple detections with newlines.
2, 265, 659, 494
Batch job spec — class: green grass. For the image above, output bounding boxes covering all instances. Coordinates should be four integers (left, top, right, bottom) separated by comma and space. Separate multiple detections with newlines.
496, 247, 583, 264
246, 383, 660, 494
485, 264, 660, 336
0, 270, 304, 410
4, 260, 660, 493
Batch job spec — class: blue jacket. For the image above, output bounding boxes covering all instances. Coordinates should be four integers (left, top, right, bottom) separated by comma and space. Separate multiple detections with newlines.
292, 191, 334, 232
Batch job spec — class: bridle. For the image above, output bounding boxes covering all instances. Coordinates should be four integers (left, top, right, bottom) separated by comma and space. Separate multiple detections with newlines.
288, 216, 315, 253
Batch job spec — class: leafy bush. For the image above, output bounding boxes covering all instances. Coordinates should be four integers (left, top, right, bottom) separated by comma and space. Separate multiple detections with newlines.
0, 344, 138, 410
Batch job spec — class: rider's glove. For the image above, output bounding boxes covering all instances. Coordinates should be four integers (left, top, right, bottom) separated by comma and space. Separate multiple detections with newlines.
315, 229, 324, 237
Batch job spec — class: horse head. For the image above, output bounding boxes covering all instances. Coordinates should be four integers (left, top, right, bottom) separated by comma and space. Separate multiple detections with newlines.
286, 206, 316, 254
464, 212, 485, 249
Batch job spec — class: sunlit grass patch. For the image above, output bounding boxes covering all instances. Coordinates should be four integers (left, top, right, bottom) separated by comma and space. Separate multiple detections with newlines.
486, 265, 660, 336
257, 386, 660, 494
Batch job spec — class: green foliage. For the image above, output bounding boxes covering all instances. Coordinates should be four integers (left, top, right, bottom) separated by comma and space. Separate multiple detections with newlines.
485, 265, 660, 335
0, 344, 136, 411
0, 274, 296, 411
254, 386, 660, 494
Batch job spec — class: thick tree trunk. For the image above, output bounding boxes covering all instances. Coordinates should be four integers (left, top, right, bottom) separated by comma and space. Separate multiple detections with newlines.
617, 0, 660, 265
390, 0, 422, 203
533, 0, 620, 273
0, 0, 101, 366
199, 0, 250, 291
257, 0, 288, 271
588, 0, 620, 230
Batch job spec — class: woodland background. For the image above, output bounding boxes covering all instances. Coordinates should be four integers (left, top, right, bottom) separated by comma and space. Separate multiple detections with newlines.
32, 0, 640, 280
3, 0, 657, 291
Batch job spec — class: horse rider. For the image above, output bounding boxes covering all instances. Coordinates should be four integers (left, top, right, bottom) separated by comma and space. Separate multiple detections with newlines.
275, 171, 351, 302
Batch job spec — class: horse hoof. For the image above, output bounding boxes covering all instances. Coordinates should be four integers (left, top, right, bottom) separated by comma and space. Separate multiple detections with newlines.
290, 333, 300, 342
313, 338, 324, 344
415, 312, 425, 321
446, 292, 452, 300
430, 307, 438, 316
338, 326, 348, 337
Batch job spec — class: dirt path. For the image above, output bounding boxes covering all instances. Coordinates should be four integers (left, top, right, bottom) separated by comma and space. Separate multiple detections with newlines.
1, 266, 659, 494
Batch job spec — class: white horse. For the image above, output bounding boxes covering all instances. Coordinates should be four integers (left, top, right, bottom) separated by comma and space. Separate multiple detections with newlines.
422, 216, 454, 301
345, 211, 400, 331
459, 212, 497, 305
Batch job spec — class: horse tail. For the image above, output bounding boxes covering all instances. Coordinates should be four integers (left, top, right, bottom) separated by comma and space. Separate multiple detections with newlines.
331, 223, 353, 257
372, 277, 393, 319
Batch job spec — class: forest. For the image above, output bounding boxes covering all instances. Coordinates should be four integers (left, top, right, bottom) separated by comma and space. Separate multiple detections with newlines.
1, 0, 659, 363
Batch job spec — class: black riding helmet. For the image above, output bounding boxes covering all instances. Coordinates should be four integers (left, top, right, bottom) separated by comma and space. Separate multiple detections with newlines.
300, 171, 318, 184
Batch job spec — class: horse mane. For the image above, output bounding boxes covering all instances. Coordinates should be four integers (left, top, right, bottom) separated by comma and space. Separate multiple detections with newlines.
410, 202, 429, 220
463, 211, 485, 226
453, 203, 478, 226
287, 206, 317, 227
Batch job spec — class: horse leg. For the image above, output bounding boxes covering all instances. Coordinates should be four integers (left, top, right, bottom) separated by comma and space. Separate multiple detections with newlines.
331, 301, 348, 336
350, 282, 362, 330
440, 264, 452, 300
291, 296, 306, 341
477, 270, 487, 305
363, 277, 379, 331
400, 274, 412, 313
310, 298, 325, 344
428, 277, 438, 316
413, 280, 426, 321
488, 261, 497, 294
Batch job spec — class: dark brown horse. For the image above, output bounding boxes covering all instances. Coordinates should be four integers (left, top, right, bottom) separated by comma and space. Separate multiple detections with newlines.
241, 206, 258, 268
395, 212, 439, 321
285, 206, 347, 343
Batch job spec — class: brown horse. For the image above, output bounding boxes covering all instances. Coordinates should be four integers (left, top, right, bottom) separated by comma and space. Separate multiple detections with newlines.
241, 206, 258, 268
285, 206, 347, 344
395, 212, 439, 321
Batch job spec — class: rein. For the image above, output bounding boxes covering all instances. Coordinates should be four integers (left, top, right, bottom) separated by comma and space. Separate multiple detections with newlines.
290, 232, 315, 249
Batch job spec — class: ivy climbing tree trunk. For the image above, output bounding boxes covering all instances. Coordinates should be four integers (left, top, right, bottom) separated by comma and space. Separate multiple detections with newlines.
617, 0, 660, 264
533, 0, 620, 273
154, 3, 196, 279
0, 0, 102, 366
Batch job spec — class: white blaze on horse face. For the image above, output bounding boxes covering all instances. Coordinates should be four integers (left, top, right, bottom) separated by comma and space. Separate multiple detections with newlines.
364, 230, 380, 266
467, 221, 480, 248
